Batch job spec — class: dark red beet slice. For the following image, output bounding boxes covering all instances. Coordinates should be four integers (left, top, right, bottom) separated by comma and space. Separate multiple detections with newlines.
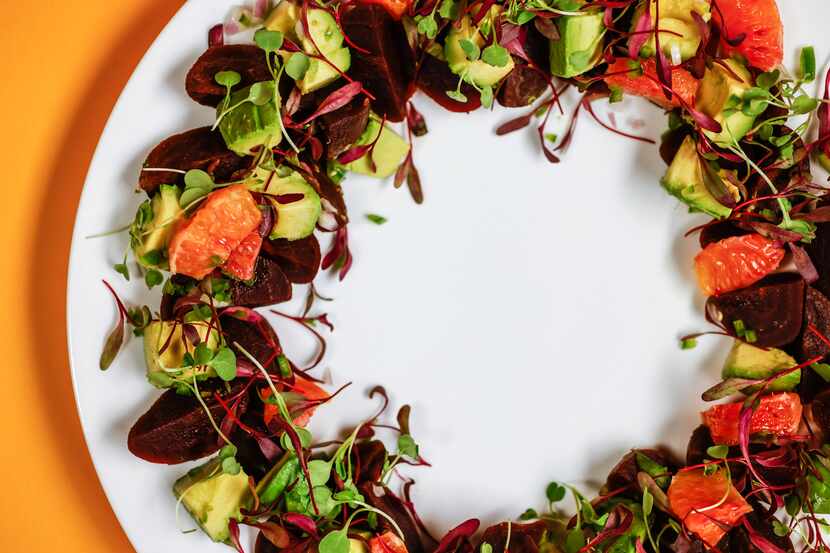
303, 162, 348, 227
416, 54, 481, 113
497, 61, 547, 108
230, 256, 293, 307
686, 424, 714, 466
698, 221, 748, 249
220, 312, 282, 373
128, 382, 249, 464
339, 3, 415, 122
318, 97, 371, 159
139, 127, 252, 195
807, 222, 830, 299
801, 287, 830, 361
605, 448, 672, 495
360, 484, 426, 553
706, 273, 806, 348
724, 514, 794, 553
479, 521, 546, 553
186, 45, 272, 107
261, 235, 321, 284
811, 389, 830, 438
255, 532, 280, 553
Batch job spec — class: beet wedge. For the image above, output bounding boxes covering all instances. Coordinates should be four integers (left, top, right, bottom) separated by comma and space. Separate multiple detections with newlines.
230, 256, 293, 307
706, 273, 805, 348
417, 54, 481, 113
186, 45, 272, 106
261, 235, 322, 284
128, 381, 249, 464
318, 96, 371, 159
340, 3, 415, 122
139, 127, 252, 196
220, 311, 282, 373
497, 61, 547, 108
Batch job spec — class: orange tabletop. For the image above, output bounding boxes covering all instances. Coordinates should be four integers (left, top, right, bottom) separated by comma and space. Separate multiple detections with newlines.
1, 2, 185, 551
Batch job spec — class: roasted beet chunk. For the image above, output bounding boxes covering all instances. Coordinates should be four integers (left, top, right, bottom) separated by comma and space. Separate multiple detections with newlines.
318, 96, 371, 158
128, 382, 249, 464
139, 127, 252, 195
417, 54, 481, 112
686, 424, 714, 466
339, 3, 414, 121
220, 311, 282, 373
812, 389, 830, 438
186, 45, 272, 106
807, 222, 830, 299
801, 287, 830, 361
497, 61, 547, 108
479, 521, 546, 553
706, 273, 805, 348
230, 256, 292, 307
261, 235, 322, 283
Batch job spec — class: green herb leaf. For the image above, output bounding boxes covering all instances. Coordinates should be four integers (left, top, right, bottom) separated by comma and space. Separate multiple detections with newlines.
285, 52, 310, 81
438, 0, 459, 20
707, 445, 729, 459
319, 530, 350, 553
801, 46, 816, 82
144, 268, 163, 289
546, 482, 567, 503
248, 81, 276, 106
308, 459, 333, 487
219, 444, 238, 459
680, 337, 697, 350
482, 44, 509, 67
519, 508, 538, 520
254, 29, 284, 53
194, 343, 214, 366
445, 90, 468, 103
459, 39, 480, 61
756, 70, 780, 90
480, 85, 494, 109
398, 434, 419, 459
210, 347, 237, 381
417, 15, 438, 39
642, 488, 654, 517
221, 456, 242, 475
793, 95, 820, 114
481, 543, 493, 553
215, 70, 242, 89
114, 256, 130, 281
100, 315, 124, 370
516, 10, 536, 25
366, 213, 388, 225
184, 169, 214, 190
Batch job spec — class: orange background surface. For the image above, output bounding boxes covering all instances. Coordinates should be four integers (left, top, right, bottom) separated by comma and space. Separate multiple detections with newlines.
1, 2, 187, 550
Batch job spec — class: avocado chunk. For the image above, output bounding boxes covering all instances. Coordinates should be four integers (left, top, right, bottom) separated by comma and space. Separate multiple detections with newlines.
635, 0, 711, 62
131, 185, 183, 269
696, 58, 757, 146
344, 115, 409, 178
549, 9, 605, 78
173, 456, 251, 543
722, 340, 800, 392
266, 3, 351, 93
217, 82, 282, 155
444, 9, 515, 89
661, 135, 732, 219
143, 320, 219, 388
265, 169, 322, 241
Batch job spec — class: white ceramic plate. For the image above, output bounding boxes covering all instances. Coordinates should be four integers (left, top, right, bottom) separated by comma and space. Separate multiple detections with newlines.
67, 2, 830, 551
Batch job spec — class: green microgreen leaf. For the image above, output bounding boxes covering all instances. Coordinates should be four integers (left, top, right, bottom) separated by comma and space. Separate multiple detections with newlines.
417, 15, 438, 39
756, 70, 780, 89
680, 337, 697, 350
480, 85, 494, 109
254, 29, 284, 53
319, 530, 350, 553
285, 52, 310, 81
813, 363, 830, 382
459, 39, 480, 61
398, 434, 419, 459
180, 169, 216, 207
482, 44, 509, 67
215, 70, 242, 89
445, 90, 468, 102
194, 343, 213, 366
219, 444, 238, 459
248, 81, 276, 106
210, 347, 237, 381
144, 268, 163, 289
114, 255, 130, 281
801, 46, 816, 82
366, 213, 388, 225
642, 488, 654, 517
438, 0, 459, 20
546, 482, 567, 503
519, 508, 538, 520
221, 456, 242, 475
481, 543, 493, 553
707, 445, 729, 459
792, 95, 820, 114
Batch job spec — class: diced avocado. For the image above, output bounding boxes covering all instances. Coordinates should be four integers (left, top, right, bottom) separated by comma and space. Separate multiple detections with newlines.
345, 116, 410, 178
131, 185, 183, 269
173, 457, 251, 543
549, 10, 605, 78
661, 135, 732, 219
265, 170, 322, 241
349, 539, 369, 553
299, 47, 351, 94
722, 341, 801, 392
217, 83, 282, 156
444, 10, 515, 88
696, 58, 757, 146
143, 320, 219, 388
267, 3, 351, 93
636, 0, 711, 62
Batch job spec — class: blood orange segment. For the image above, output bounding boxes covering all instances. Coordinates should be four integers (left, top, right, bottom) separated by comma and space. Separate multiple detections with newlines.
702, 392, 803, 445
604, 58, 699, 109
668, 468, 753, 548
714, 0, 783, 71
168, 185, 262, 279
358, 0, 410, 19
370, 531, 408, 553
694, 234, 785, 297
262, 377, 329, 428
221, 230, 263, 281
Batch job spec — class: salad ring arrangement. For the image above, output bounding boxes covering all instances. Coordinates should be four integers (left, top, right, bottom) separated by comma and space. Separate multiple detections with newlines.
97, 0, 830, 551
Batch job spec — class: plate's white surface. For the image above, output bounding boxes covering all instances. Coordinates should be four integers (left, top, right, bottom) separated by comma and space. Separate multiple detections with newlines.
67, 2, 830, 551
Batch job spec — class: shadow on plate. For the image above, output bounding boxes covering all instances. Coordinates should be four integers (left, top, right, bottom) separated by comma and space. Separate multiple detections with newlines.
27, 1, 185, 550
